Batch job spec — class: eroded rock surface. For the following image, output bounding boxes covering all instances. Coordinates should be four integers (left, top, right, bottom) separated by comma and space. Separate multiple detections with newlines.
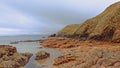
41, 37, 120, 68
53, 54, 77, 66
53, 46, 120, 68
41, 37, 120, 48
0, 45, 32, 68
41, 37, 81, 48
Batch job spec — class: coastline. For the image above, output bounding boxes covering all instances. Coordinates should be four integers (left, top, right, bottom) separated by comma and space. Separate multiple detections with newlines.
0, 35, 62, 68
41, 37, 120, 68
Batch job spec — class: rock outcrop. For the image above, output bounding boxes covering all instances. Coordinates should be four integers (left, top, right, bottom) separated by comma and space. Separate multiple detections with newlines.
0, 45, 32, 68
35, 51, 50, 60
53, 46, 120, 68
0, 45, 17, 57
53, 54, 77, 66
41, 37, 80, 48
57, 2, 120, 42
41, 37, 119, 48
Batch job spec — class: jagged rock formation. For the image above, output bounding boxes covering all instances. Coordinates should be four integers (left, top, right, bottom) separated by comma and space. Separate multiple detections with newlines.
57, 2, 120, 42
0, 45, 33, 68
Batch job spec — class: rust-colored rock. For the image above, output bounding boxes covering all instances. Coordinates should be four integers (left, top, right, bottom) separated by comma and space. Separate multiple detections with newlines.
41, 37, 81, 48
41, 37, 120, 48
53, 46, 120, 68
53, 54, 77, 66
41, 37, 120, 68
0, 45, 33, 68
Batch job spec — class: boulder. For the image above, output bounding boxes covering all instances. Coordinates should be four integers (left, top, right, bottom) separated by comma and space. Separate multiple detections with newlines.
35, 51, 50, 60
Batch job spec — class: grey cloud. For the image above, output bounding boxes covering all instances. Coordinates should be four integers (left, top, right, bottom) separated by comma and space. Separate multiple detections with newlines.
0, 0, 119, 35
1, 0, 93, 25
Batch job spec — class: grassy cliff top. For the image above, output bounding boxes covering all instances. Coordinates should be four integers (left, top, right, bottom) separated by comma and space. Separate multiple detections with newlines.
57, 1, 120, 42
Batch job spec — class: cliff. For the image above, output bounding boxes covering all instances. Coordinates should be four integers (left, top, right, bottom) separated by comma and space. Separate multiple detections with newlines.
41, 2, 120, 68
57, 2, 120, 42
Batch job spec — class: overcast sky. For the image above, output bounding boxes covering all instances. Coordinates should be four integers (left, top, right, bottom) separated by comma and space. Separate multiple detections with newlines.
0, 0, 119, 36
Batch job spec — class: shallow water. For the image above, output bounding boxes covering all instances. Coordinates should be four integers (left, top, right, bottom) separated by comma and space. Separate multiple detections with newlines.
0, 35, 61, 68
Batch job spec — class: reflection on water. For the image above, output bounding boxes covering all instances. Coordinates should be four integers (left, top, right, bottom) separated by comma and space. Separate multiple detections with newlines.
0, 35, 62, 68
12, 42, 61, 68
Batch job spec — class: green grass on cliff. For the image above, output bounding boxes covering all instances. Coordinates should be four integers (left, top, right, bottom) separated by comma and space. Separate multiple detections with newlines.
57, 2, 120, 42
57, 24, 80, 35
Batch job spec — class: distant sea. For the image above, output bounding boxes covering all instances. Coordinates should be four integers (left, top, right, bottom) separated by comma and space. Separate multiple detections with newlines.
0, 35, 46, 44
0, 35, 61, 68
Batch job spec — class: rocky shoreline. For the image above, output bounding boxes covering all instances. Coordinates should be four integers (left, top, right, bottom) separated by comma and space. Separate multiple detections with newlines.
1, 1, 120, 68
0, 45, 33, 68
39, 2, 120, 68
41, 37, 119, 48
41, 37, 120, 68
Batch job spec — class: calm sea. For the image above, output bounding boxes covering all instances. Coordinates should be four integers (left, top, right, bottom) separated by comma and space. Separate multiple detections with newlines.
0, 35, 61, 68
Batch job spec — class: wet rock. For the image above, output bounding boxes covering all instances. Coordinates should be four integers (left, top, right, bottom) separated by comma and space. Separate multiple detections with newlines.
35, 51, 50, 60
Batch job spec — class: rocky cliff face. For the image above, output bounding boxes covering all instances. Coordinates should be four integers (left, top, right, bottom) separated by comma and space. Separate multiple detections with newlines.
57, 2, 120, 42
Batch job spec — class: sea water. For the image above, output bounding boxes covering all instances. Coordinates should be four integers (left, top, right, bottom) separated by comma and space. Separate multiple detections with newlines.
0, 35, 61, 68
